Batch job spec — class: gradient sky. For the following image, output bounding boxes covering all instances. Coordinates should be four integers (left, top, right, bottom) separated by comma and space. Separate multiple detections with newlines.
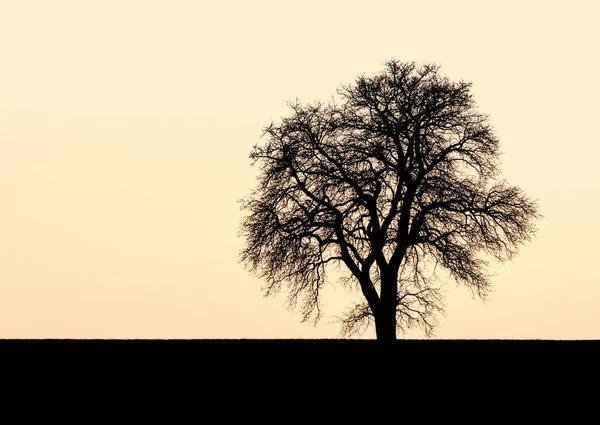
1, 0, 598, 338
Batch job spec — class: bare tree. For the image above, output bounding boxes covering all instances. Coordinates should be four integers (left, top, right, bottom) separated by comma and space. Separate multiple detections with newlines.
239, 60, 541, 340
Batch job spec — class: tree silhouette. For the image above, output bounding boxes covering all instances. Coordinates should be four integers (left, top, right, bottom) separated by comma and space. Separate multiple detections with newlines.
240, 60, 541, 340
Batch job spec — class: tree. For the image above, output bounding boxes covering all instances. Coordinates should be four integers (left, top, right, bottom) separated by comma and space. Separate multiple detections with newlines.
239, 60, 541, 340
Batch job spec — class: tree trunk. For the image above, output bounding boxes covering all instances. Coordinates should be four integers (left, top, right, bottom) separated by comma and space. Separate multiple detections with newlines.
377, 268, 399, 340
374, 307, 397, 340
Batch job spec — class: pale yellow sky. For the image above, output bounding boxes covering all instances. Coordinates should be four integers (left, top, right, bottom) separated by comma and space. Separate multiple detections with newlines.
1, 0, 598, 338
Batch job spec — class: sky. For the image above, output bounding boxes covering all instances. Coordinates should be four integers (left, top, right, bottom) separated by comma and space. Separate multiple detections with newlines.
1, 0, 598, 339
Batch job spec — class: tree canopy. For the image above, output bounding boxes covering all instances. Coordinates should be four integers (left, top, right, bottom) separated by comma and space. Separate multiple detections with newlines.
239, 60, 540, 339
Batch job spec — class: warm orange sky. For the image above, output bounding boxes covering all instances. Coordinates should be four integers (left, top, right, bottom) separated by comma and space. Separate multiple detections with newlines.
1, 0, 598, 338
